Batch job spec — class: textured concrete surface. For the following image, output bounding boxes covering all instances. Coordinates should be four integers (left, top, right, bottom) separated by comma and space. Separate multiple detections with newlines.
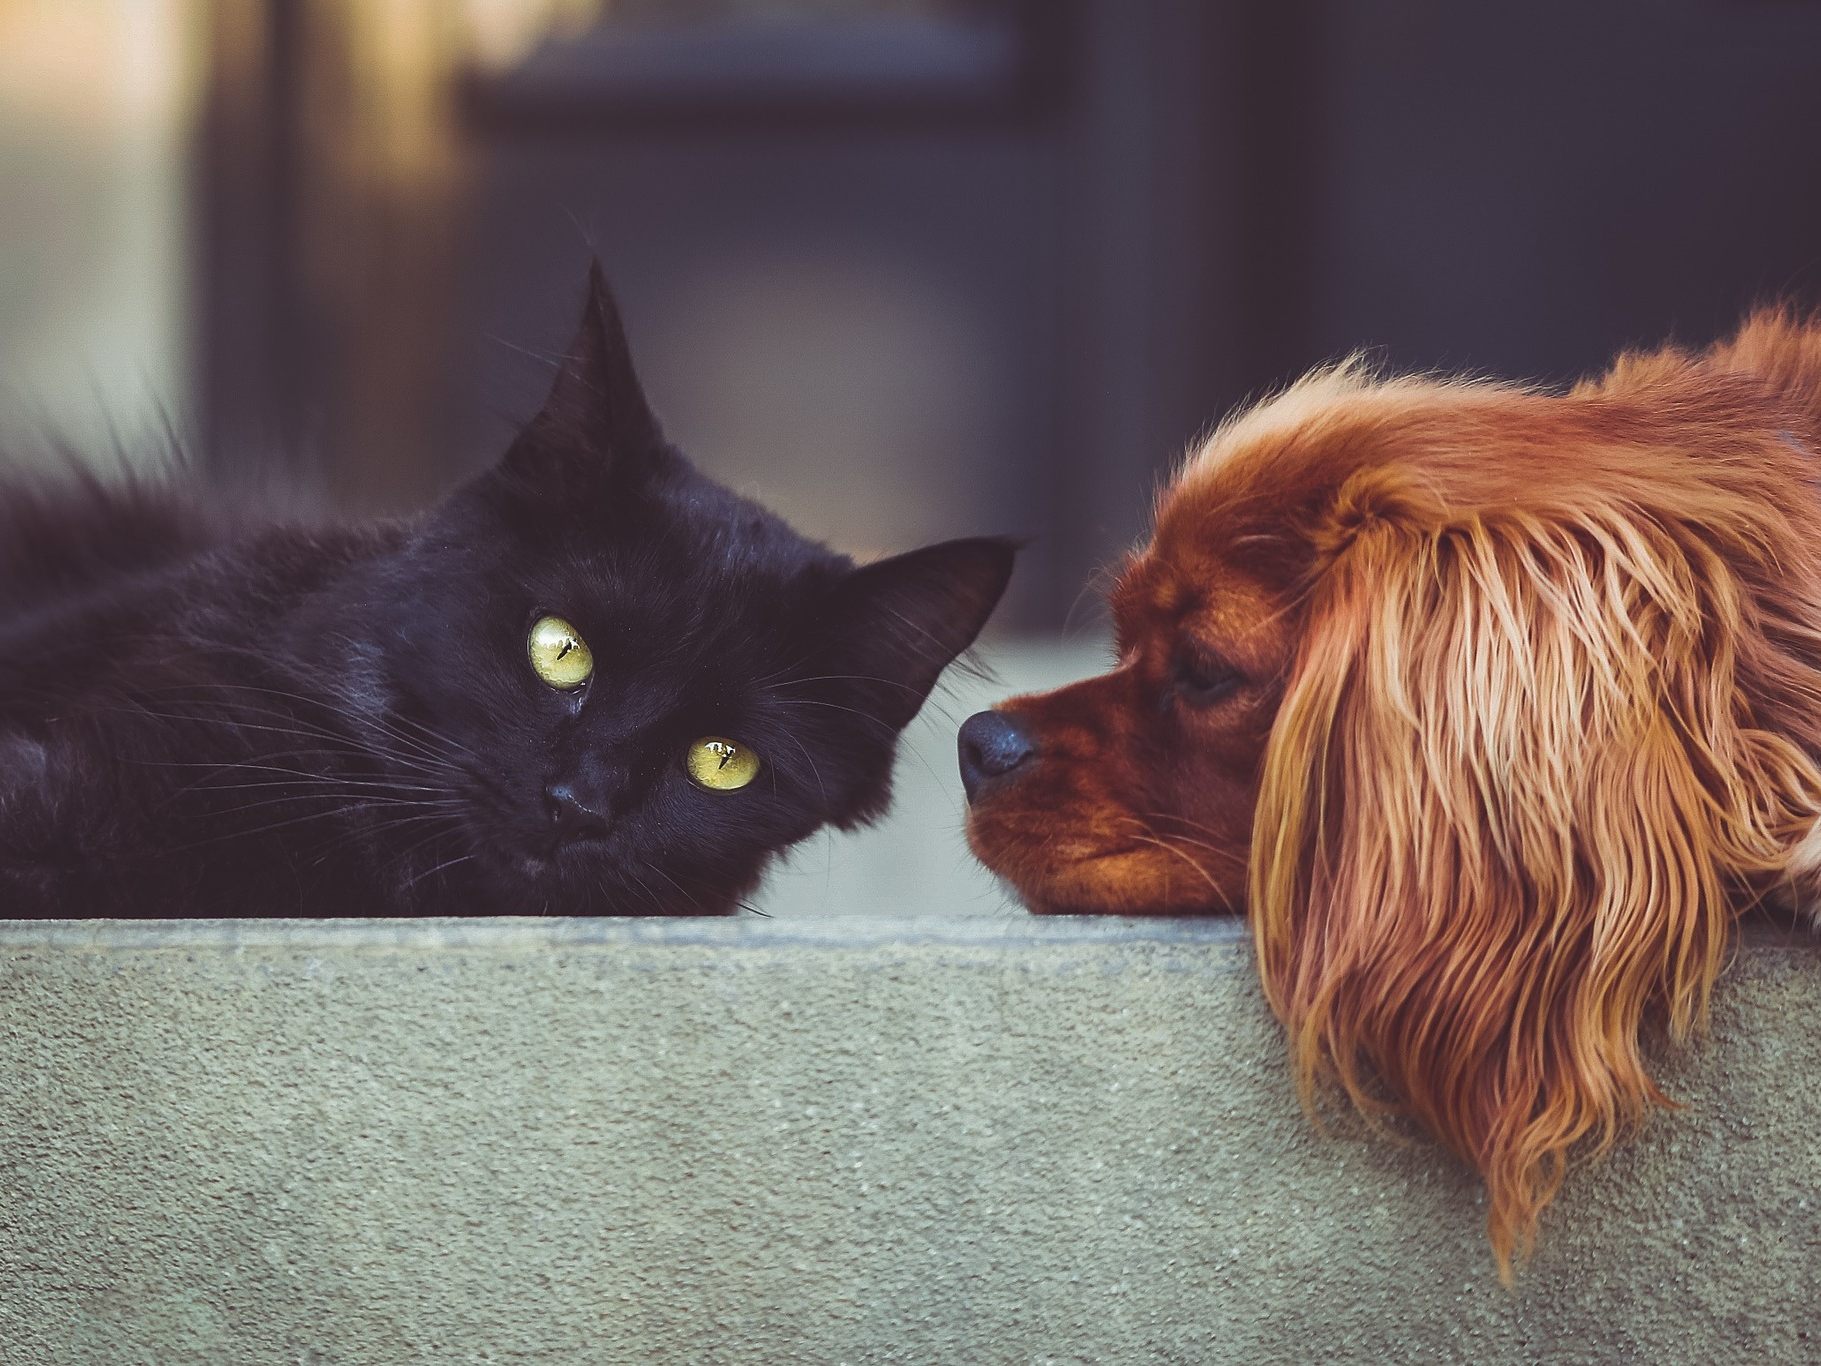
1, 917, 1816, 1365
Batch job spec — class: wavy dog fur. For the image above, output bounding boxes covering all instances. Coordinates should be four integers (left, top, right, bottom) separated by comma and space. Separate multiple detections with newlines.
967, 313, 1821, 1276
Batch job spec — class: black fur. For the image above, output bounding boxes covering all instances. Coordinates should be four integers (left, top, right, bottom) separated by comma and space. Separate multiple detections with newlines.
0, 266, 1014, 917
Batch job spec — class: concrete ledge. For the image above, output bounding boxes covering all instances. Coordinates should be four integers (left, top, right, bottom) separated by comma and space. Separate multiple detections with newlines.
2, 917, 1815, 1364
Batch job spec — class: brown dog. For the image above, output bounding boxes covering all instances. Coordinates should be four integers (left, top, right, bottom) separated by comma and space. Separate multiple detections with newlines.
962, 313, 1821, 1275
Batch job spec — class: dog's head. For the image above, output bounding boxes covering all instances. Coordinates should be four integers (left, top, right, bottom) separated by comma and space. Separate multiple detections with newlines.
965, 329, 1821, 1273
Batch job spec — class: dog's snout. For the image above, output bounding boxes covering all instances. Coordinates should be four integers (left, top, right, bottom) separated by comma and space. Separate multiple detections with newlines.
958, 710, 1036, 802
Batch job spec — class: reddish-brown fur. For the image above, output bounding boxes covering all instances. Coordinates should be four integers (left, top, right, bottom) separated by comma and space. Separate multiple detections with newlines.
967, 313, 1821, 1276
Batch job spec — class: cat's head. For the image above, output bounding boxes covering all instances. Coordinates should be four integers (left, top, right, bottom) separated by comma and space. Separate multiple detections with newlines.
344, 265, 1013, 913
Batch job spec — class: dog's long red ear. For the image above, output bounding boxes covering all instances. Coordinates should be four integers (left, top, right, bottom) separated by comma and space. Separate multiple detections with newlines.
1249, 468, 1821, 1279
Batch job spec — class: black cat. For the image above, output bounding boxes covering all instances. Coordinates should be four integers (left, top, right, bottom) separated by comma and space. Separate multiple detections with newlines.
0, 266, 1014, 917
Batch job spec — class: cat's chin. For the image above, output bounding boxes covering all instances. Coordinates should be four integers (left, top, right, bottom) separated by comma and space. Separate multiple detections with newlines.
464, 843, 746, 917
487, 848, 610, 912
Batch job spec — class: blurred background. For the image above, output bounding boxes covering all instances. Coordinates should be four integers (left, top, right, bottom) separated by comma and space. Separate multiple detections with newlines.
3, 0, 1820, 911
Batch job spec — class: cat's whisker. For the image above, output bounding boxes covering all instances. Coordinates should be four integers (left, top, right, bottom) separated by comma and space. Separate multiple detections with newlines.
107, 704, 414, 768
170, 764, 452, 805
608, 866, 666, 917
226, 700, 457, 777
154, 757, 458, 799
141, 751, 349, 769
159, 801, 405, 853
298, 812, 463, 872
485, 332, 565, 374
873, 603, 946, 651
160, 753, 454, 783
316, 645, 485, 764
771, 697, 963, 800
777, 730, 829, 812
399, 849, 475, 894
641, 861, 707, 915
191, 793, 463, 824
374, 823, 466, 882
763, 668, 970, 726
765, 698, 897, 736
374, 708, 480, 765
145, 678, 471, 771
744, 652, 820, 691
771, 667, 976, 730
392, 821, 464, 863
317, 809, 460, 856
765, 673, 924, 695
116, 697, 459, 786
184, 776, 456, 798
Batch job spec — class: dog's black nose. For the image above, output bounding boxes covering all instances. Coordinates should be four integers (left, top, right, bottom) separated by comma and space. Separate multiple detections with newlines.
958, 710, 1036, 802
544, 782, 612, 843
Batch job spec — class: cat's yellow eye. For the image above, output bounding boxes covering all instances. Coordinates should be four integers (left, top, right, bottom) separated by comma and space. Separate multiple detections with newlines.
686, 736, 761, 792
528, 614, 593, 690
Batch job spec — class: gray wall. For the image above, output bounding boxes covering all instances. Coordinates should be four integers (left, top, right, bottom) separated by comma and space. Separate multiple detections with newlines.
2, 916, 1815, 1364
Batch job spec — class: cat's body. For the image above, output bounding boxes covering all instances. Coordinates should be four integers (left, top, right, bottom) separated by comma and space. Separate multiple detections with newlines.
2, 484, 410, 916
0, 269, 1013, 917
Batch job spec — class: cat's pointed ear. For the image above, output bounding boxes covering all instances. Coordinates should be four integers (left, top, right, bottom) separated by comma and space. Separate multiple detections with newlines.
498, 261, 662, 493
826, 538, 1018, 729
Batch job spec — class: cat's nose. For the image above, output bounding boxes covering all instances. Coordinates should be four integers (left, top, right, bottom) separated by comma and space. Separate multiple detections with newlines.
544, 782, 612, 843
958, 710, 1035, 803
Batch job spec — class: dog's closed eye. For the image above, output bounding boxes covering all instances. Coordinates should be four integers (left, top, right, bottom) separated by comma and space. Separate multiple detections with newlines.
1173, 644, 1243, 706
